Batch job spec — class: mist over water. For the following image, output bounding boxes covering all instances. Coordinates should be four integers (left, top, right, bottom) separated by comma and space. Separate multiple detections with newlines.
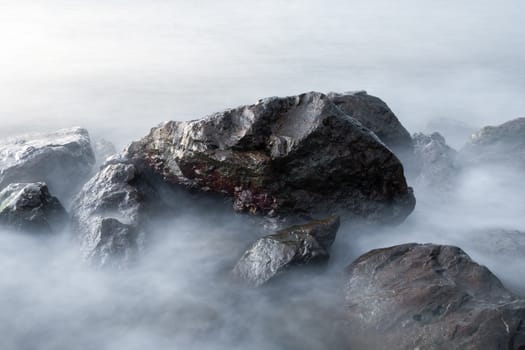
1, 1, 525, 349
1, 0, 525, 146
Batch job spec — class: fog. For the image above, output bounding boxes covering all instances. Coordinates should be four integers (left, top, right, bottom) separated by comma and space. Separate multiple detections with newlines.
1, 0, 525, 147
1, 1, 525, 349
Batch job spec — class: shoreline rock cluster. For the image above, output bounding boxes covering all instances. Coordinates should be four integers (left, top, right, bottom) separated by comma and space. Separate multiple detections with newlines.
1, 90, 524, 348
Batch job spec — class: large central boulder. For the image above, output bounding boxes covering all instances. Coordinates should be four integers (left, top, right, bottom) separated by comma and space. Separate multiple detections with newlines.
127, 92, 415, 223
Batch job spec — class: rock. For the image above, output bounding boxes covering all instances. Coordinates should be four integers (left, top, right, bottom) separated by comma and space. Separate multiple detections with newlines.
0, 127, 95, 201
0, 182, 67, 234
327, 91, 413, 156
412, 132, 458, 190
460, 118, 525, 167
93, 138, 117, 167
71, 160, 154, 268
343, 243, 525, 350
232, 216, 340, 286
127, 91, 415, 223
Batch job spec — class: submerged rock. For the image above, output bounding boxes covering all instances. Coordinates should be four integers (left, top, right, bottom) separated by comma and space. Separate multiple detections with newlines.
327, 91, 413, 157
233, 216, 340, 286
471, 228, 525, 258
128, 91, 415, 223
71, 160, 154, 268
412, 132, 458, 190
344, 243, 525, 350
0, 127, 95, 201
0, 182, 67, 234
460, 117, 525, 166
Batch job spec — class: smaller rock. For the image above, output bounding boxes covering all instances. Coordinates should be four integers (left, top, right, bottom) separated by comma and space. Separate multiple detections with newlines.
232, 216, 340, 286
343, 243, 525, 350
412, 132, 458, 190
0, 182, 67, 234
71, 159, 153, 268
0, 127, 95, 201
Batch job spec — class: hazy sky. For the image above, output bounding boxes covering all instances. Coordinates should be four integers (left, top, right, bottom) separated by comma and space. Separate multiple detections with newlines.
0, 0, 524, 146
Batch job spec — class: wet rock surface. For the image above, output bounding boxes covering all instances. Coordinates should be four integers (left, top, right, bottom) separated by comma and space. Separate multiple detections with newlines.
0, 182, 67, 234
0, 127, 95, 201
127, 91, 415, 223
233, 216, 340, 286
460, 117, 525, 166
344, 243, 525, 350
412, 132, 458, 190
71, 160, 155, 268
327, 91, 413, 156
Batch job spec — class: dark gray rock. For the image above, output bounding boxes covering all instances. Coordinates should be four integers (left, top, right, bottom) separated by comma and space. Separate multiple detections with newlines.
412, 132, 458, 190
127, 91, 415, 223
344, 243, 525, 350
233, 216, 340, 286
0, 182, 67, 234
460, 117, 525, 166
327, 91, 413, 157
71, 160, 152, 268
0, 127, 95, 201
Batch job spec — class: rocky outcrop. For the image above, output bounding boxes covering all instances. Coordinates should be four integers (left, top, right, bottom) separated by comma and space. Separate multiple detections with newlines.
460, 117, 525, 166
343, 243, 525, 350
412, 132, 458, 190
71, 159, 154, 268
0, 182, 67, 234
233, 216, 340, 286
327, 91, 413, 156
0, 127, 95, 201
127, 91, 415, 223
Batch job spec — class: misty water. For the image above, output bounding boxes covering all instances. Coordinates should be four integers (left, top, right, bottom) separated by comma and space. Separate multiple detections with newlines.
1, 1, 525, 349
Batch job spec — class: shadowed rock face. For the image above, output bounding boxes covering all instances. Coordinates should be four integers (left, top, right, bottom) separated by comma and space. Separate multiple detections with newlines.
71, 160, 155, 268
460, 117, 525, 166
344, 243, 525, 350
127, 91, 415, 223
0, 182, 67, 234
233, 216, 340, 286
327, 91, 413, 156
0, 127, 95, 202
413, 132, 458, 190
